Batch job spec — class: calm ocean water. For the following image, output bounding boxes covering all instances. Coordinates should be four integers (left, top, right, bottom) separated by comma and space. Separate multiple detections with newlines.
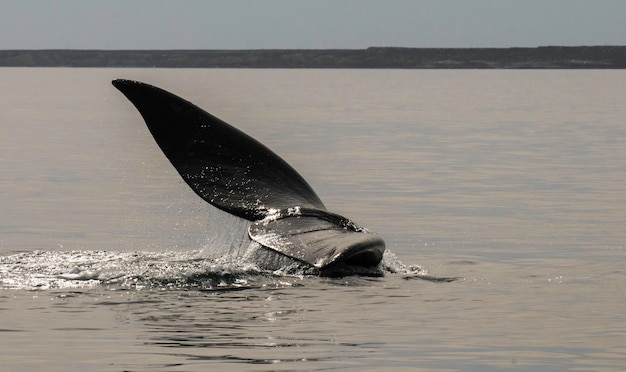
1, 68, 624, 371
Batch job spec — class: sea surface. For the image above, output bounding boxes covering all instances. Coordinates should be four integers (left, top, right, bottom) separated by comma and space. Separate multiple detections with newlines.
1, 68, 624, 371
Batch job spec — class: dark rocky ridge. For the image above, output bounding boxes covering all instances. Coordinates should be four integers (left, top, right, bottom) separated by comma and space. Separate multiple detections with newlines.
2, 46, 626, 68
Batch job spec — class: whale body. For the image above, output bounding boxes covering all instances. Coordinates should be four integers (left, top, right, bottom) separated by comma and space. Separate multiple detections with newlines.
112, 79, 385, 275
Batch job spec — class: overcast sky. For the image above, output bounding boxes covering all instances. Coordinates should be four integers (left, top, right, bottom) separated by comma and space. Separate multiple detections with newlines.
1, 0, 625, 49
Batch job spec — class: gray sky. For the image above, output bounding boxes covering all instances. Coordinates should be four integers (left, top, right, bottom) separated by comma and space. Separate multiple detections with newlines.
1, 0, 625, 49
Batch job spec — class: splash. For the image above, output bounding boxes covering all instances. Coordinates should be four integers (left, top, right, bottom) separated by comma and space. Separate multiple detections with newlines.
0, 250, 257, 291
0, 249, 437, 291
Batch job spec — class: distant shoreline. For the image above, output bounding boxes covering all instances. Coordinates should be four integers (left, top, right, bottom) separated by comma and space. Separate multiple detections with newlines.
2, 46, 626, 68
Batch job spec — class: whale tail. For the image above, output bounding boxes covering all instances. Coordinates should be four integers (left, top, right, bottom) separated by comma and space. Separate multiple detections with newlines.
112, 79, 384, 272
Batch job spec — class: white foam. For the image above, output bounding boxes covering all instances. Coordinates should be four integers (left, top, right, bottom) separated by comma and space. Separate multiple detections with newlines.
0, 247, 431, 291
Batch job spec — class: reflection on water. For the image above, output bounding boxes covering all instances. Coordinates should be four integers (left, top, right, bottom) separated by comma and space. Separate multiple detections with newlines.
1, 68, 625, 370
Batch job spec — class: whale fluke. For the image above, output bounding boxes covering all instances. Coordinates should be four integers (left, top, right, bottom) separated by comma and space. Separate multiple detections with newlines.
112, 79, 325, 221
113, 79, 384, 272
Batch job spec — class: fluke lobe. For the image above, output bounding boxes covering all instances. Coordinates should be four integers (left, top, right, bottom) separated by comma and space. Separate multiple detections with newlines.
112, 79, 385, 276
